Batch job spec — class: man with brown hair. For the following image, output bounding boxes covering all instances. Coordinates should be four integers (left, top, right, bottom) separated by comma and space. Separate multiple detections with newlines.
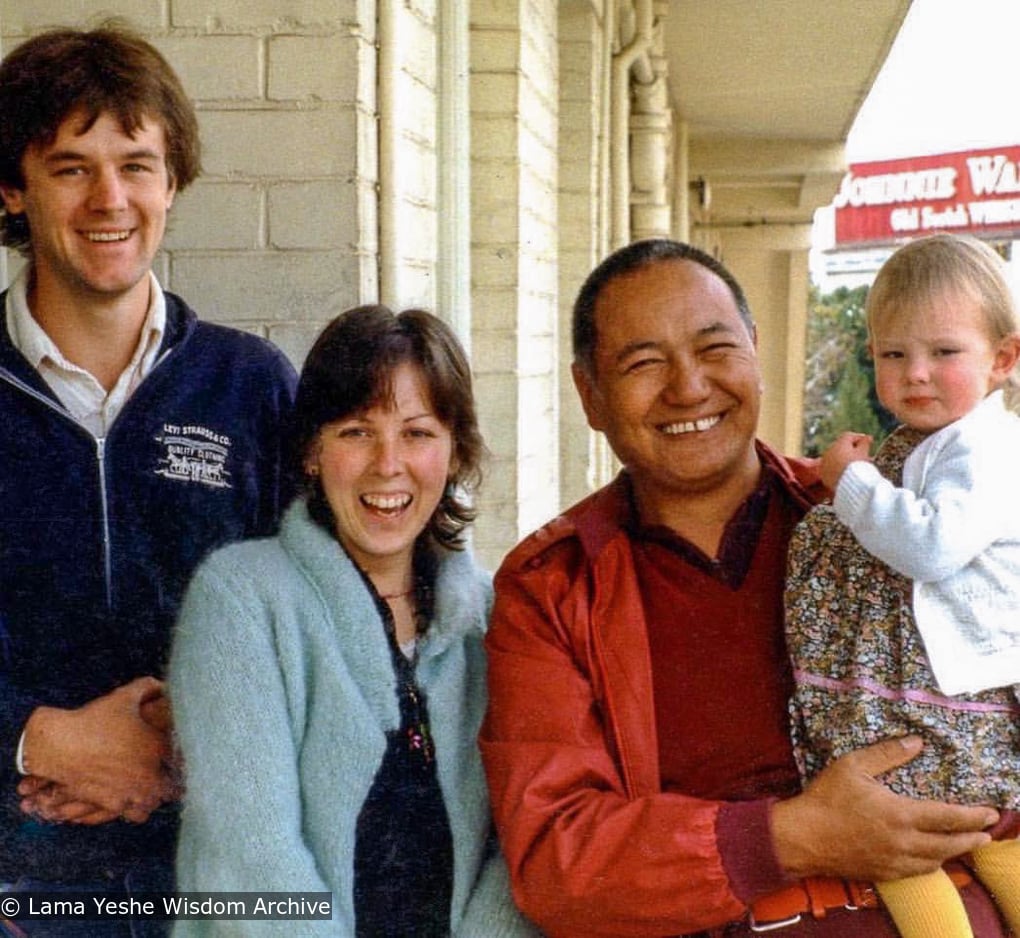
0, 24, 296, 930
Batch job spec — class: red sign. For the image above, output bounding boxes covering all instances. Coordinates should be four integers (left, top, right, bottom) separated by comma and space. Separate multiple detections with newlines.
833, 145, 1020, 246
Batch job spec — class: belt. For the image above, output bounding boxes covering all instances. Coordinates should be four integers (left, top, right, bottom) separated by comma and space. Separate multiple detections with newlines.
748, 878, 878, 932
748, 868, 974, 933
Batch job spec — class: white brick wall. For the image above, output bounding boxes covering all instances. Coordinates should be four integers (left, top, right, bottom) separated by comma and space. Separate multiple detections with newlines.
0, 0, 163, 33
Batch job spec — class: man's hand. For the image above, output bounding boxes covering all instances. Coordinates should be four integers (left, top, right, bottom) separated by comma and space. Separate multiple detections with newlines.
819, 431, 872, 492
772, 736, 999, 881
18, 677, 179, 824
139, 691, 173, 733
16, 776, 121, 825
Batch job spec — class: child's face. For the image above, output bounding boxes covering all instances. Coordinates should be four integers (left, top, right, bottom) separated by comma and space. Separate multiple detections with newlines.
871, 289, 1018, 433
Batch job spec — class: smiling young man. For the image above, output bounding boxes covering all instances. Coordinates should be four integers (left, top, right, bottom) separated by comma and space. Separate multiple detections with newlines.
480, 239, 1012, 937
0, 25, 296, 933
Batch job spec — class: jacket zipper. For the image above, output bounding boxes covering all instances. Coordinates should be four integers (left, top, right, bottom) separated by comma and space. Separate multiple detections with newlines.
0, 294, 189, 610
0, 368, 116, 610
96, 437, 113, 609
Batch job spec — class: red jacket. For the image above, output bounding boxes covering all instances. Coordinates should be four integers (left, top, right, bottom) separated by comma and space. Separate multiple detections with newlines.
480, 444, 825, 937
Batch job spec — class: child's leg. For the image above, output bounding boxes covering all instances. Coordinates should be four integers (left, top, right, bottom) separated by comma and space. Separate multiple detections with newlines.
972, 839, 1020, 932
876, 869, 973, 938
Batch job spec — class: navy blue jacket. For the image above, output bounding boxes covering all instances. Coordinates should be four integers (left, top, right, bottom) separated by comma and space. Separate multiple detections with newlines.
0, 288, 298, 881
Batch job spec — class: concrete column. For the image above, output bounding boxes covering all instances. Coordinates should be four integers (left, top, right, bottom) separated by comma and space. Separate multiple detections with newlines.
629, 2, 671, 241
719, 225, 813, 455
437, 0, 472, 348
558, 0, 611, 510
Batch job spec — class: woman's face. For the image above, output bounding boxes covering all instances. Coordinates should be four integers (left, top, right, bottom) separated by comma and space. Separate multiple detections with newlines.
304, 362, 455, 576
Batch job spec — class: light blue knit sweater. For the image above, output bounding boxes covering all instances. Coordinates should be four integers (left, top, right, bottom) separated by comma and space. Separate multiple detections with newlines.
169, 499, 538, 937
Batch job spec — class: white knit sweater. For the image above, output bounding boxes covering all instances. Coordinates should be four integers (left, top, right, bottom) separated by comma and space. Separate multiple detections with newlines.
834, 390, 1020, 694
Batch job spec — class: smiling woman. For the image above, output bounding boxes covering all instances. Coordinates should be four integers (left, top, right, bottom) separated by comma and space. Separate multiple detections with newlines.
292, 306, 483, 574
169, 305, 538, 937
305, 363, 456, 634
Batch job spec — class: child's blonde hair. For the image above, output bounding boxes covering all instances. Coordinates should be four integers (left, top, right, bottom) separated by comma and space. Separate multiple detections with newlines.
866, 233, 1020, 404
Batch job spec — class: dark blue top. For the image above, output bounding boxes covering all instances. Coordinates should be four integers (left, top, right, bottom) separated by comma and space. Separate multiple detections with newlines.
0, 288, 297, 881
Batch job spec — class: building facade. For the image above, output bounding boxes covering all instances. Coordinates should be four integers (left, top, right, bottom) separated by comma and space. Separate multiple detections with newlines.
0, 0, 909, 568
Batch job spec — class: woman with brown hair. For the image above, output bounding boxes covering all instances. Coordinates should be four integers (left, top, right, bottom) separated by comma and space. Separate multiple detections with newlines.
170, 306, 535, 937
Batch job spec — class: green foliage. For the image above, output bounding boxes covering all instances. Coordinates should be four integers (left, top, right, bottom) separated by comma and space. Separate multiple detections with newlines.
802, 283, 897, 456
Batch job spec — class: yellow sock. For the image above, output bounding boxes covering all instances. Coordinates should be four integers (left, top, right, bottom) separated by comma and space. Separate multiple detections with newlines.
876, 868, 973, 938
972, 839, 1020, 934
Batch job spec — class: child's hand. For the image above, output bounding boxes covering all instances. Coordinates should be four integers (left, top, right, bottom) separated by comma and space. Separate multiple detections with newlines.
820, 431, 872, 491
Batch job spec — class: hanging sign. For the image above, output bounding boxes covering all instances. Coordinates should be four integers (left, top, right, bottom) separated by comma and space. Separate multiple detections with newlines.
833, 145, 1020, 245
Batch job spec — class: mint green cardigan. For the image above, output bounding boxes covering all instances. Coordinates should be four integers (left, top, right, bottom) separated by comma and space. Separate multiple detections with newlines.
169, 499, 537, 937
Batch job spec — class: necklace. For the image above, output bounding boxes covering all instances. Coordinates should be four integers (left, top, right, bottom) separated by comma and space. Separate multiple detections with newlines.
379, 587, 414, 601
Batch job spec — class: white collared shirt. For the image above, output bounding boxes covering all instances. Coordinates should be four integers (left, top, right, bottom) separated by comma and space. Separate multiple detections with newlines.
5, 265, 167, 437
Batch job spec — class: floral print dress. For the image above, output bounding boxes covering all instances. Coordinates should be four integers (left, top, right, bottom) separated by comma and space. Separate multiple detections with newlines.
786, 426, 1020, 807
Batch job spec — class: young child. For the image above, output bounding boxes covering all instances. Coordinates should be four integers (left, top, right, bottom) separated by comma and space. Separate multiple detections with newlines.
786, 233, 1020, 938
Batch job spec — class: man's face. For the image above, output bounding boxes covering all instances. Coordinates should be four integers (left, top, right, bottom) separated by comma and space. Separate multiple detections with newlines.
573, 258, 763, 526
0, 109, 175, 306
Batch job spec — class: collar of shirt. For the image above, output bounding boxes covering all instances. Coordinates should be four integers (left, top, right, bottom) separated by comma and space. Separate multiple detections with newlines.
623, 465, 775, 588
5, 264, 167, 436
